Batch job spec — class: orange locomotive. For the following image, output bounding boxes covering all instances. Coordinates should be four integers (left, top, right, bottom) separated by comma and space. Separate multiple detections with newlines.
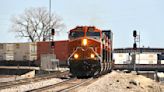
67, 26, 113, 77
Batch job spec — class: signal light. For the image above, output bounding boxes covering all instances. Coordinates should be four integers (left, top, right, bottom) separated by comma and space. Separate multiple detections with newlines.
133, 43, 137, 50
51, 28, 55, 35
51, 41, 55, 47
133, 30, 137, 37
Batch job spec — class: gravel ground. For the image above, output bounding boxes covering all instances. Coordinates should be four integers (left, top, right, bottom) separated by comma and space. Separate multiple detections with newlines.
79, 71, 163, 92
0, 78, 63, 92
0, 75, 18, 83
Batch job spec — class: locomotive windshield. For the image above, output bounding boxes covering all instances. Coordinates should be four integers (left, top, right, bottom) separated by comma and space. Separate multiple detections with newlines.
70, 31, 84, 38
86, 32, 100, 36
86, 32, 100, 40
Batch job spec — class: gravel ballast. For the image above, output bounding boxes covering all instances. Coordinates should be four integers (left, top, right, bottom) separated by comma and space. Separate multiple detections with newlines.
79, 71, 163, 92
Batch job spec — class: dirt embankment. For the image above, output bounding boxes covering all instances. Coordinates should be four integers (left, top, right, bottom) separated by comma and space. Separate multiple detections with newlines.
79, 71, 164, 92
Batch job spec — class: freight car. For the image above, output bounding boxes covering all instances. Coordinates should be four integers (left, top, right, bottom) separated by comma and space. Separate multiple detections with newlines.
0, 43, 14, 61
36, 40, 69, 66
67, 26, 114, 77
0, 41, 69, 67
0, 42, 37, 66
14, 42, 37, 61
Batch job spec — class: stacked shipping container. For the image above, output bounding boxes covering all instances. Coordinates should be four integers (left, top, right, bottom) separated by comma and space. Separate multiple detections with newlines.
0, 43, 37, 62
135, 53, 157, 64
0, 43, 14, 61
113, 53, 130, 64
14, 42, 37, 61
113, 53, 158, 64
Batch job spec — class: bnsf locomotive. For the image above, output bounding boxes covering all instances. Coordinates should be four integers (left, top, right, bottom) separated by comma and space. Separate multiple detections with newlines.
67, 26, 114, 77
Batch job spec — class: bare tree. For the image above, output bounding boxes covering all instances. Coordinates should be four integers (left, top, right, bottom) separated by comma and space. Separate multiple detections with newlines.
11, 7, 65, 42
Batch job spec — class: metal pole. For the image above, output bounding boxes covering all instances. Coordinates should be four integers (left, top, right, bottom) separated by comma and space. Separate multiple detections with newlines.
49, 0, 51, 41
134, 37, 136, 71
49, 0, 58, 70
138, 32, 140, 71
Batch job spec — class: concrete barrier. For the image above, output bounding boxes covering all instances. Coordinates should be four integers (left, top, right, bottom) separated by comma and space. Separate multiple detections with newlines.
20, 70, 35, 78
0, 70, 35, 83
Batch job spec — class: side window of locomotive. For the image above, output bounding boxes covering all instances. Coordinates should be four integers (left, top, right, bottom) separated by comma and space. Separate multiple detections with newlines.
86, 32, 100, 40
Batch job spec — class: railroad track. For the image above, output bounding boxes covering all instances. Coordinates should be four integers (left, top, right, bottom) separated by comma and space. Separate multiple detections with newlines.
29, 77, 96, 92
0, 71, 69, 90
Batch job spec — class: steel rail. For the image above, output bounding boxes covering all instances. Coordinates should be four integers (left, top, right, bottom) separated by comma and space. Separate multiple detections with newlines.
0, 71, 69, 90
29, 78, 96, 92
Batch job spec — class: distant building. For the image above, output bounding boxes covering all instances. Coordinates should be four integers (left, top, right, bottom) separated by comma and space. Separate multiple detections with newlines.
113, 48, 164, 64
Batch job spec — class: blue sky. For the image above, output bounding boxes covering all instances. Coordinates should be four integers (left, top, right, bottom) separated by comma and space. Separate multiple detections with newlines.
0, 0, 164, 48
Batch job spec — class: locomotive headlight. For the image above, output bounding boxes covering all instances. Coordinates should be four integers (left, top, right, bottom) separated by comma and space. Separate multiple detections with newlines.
90, 54, 95, 58
74, 54, 79, 59
82, 39, 87, 46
